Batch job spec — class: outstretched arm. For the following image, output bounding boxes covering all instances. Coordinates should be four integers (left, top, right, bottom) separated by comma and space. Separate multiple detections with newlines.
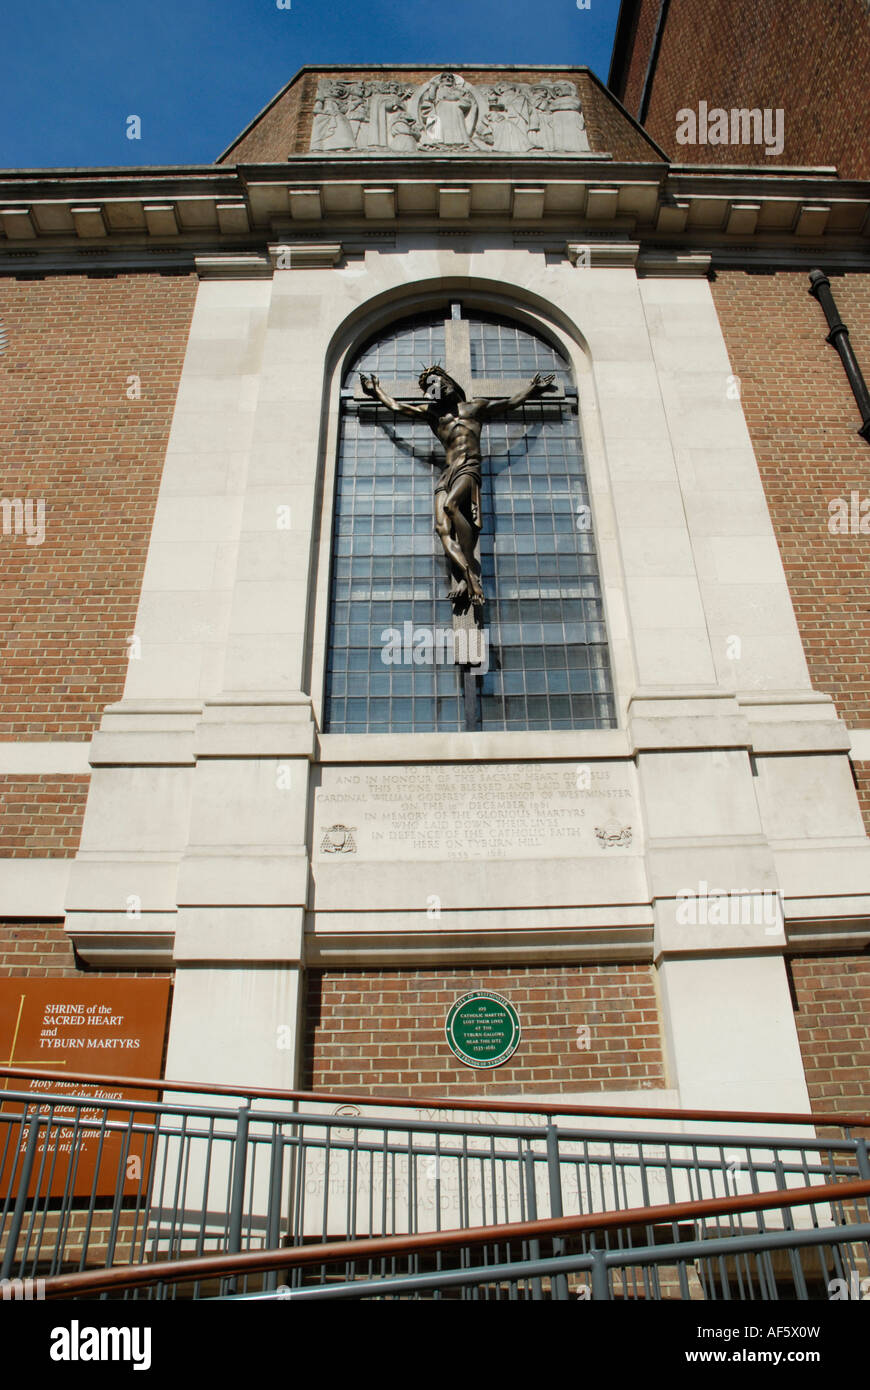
477, 371, 556, 418
359, 373, 430, 419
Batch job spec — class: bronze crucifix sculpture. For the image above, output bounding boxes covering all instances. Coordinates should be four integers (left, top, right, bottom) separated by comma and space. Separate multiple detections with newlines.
360, 365, 554, 611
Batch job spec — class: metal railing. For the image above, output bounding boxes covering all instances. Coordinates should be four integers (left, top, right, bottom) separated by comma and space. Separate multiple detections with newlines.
33, 1180, 870, 1302
2, 1064, 869, 1302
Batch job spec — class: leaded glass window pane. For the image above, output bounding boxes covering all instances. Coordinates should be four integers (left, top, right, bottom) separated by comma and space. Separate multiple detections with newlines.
324, 308, 616, 732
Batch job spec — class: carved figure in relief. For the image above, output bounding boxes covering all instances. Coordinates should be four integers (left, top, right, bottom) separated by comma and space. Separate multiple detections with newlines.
311, 86, 356, 151
359, 365, 555, 611
345, 82, 371, 144
363, 83, 411, 147
529, 86, 556, 151
364, 88, 393, 147
549, 80, 590, 152
387, 104, 420, 152
415, 72, 480, 147
486, 84, 533, 152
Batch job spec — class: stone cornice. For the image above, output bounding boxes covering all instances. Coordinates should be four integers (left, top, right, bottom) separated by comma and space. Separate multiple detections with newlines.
1, 160, 867, 272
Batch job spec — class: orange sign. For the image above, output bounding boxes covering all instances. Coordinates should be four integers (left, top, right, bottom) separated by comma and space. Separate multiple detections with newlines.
0, 978, 171, 1198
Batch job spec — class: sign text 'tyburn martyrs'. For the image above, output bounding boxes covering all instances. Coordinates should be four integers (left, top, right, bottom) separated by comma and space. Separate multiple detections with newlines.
0, 979, 170, 1198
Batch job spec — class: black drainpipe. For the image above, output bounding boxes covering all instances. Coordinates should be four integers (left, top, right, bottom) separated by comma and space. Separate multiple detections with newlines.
808, 269, 870, 444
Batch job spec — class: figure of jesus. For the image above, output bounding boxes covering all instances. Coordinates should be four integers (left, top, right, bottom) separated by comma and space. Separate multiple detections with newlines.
360, 365, 555, 610
417, 72, 476, 147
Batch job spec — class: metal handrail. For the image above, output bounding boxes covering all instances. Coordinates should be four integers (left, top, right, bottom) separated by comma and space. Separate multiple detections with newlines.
1, 1090, 863, 1156
237, 1222, 870, 1302
38, 1177, 870, 1298
2, 1064, 868, 1130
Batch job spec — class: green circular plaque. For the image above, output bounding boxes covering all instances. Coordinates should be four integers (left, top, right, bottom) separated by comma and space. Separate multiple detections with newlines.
444, 991, 521, 1070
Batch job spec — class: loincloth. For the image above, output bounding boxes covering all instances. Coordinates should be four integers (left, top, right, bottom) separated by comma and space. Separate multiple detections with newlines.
434, 458, 482, 526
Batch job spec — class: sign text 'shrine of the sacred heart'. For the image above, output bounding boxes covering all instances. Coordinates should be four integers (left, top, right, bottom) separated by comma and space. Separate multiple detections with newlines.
360, 364, 554, 613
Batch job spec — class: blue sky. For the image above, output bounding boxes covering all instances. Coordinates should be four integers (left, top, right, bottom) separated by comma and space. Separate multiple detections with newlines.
0, 0, 621, 168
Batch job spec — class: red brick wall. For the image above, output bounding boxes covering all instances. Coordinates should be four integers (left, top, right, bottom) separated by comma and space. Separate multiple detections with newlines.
790, 954, 870, 1120
0, 775, 89, 856
711, 270, 870, 727
304, 964, 664, 1097
617, 0, 870, 178
0, 921, 80, 978
0, 272, 197, 738
0, 920, 170, 979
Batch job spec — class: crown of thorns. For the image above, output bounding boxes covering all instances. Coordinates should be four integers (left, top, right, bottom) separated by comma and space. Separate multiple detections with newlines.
418, 363, 466, 400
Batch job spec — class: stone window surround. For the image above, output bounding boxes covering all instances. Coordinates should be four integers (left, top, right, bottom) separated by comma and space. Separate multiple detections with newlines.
309, 280, 637, 739
321, 303, 617, 735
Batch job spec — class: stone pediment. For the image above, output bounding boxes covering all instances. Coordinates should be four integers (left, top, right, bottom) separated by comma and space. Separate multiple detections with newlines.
310, 72, 590, 155
216, 66, 667, 165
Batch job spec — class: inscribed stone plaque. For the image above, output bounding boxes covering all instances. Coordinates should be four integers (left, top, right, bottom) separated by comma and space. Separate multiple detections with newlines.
314, 761, 639, 863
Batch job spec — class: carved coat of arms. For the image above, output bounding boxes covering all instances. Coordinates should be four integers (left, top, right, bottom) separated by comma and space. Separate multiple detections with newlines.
595, 818, 633, 850
320, 824, 358, 854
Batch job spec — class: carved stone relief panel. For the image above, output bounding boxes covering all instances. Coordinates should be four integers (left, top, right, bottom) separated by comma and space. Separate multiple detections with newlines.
310, 72, 590, 154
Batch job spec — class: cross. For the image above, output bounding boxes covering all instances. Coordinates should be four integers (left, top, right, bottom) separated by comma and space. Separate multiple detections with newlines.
352, 302, 567, 417
353, 303, 565, 726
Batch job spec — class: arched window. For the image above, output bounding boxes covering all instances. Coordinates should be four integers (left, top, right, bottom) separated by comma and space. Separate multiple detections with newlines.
324, 304, 616, 733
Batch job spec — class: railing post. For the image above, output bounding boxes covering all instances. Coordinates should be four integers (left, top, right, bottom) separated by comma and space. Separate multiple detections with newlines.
545, 1124, 570, 1301
263, 1133, 285, 1292
854, 1140, 870, 1226
1, 1108, 41, 1281
590, 1249, 610, 1301
523, 1151, 543, 1302
224, 1104, 251, 1296
774, 1159, 793, 1229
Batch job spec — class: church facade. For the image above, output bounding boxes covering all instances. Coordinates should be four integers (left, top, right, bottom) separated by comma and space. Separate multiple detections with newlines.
2, 60, 870, 1124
